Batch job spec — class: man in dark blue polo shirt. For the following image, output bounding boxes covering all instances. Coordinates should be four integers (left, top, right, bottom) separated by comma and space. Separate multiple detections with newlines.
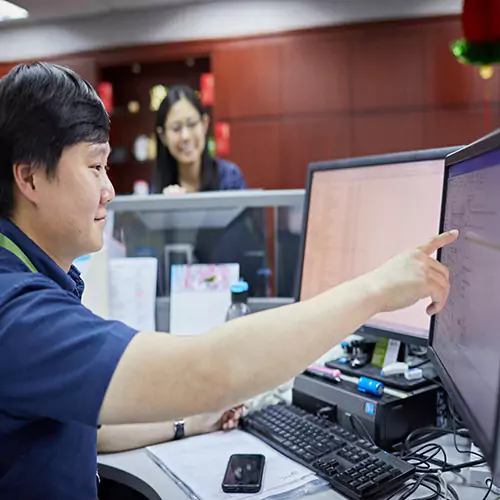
0, 62, 457, 499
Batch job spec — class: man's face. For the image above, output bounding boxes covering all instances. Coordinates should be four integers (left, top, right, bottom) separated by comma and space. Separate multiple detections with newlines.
35, 142, 114, 262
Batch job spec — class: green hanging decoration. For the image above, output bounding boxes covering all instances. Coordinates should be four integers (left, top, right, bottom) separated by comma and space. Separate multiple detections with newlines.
451, 38, 500, 66
451, 0, 500, 78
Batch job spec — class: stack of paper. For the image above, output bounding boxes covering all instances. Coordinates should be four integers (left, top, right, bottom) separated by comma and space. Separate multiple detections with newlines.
147, 430, 327, 500
169, 263, 240, 336
108, 257, 158, 331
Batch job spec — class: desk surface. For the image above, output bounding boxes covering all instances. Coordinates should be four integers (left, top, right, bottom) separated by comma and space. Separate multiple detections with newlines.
98, 436, 485, 500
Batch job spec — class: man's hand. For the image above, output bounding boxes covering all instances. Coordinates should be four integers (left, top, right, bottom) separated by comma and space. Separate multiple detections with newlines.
367, 230, 458, 316
186, 405, 245, 437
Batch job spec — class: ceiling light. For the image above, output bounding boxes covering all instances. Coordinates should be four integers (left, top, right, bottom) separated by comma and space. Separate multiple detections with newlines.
0, 1, 28, 22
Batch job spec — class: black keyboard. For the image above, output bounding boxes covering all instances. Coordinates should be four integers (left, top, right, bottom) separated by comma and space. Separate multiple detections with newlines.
241, 403, 414, 500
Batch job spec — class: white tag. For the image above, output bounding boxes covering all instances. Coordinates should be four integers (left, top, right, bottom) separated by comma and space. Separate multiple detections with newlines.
383, 339, 401, 367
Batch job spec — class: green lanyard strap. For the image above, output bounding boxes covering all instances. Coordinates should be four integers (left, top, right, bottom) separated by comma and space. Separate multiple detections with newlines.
0, 233, 38, 273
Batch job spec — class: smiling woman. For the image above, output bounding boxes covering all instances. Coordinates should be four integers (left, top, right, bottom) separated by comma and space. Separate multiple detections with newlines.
154, 84, 247, 194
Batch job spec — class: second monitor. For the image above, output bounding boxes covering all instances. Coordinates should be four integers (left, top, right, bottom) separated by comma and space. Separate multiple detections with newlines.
297, 147, 458, 346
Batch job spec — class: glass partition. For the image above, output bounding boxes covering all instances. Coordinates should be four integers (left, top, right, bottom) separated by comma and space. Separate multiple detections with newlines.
109, 190, 304, 301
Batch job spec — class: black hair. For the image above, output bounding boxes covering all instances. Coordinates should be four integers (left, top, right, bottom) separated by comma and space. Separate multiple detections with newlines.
0, 62, 109, 218
154, 84, 219, 192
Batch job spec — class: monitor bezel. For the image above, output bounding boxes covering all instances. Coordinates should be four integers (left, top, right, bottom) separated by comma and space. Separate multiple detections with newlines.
295, 147, 459, 347
428, 129, 500, 483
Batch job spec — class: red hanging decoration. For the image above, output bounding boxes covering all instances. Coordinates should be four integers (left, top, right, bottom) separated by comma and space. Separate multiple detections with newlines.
97, 82, 114, 114
215, 122, 230, 157
200, 73, 215, 107
451, 0, 500, 68
461, 0, 500, 42
451, 0, 500, 132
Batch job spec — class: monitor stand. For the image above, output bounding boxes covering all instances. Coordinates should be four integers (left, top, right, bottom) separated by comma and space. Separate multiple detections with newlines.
447, 440, 499, 493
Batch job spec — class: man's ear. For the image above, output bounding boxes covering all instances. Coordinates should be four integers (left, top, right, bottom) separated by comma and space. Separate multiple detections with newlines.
12, 163, 39, 204
202, 114, 210, 135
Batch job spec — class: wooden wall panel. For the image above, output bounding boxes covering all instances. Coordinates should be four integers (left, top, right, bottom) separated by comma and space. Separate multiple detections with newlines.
352, 112, 425, 157
424, 19, 500, 106
424, 107, 500, 149
4, 15, 497, 192
108, 162, 155, 195
351, 26, 425, 110
280, 116, 352, 188
0, 58, 98, 85
212, 43, 281, 120
0, 63, 15, 78
281, 33, 351, 114
227, 120, 281, 189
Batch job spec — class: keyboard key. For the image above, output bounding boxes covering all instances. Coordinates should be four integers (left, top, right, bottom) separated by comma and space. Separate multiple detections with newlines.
336, 474, 349, 485
356, 481, 376, 494
373, 471, 393, 483
314, 441, 329, 451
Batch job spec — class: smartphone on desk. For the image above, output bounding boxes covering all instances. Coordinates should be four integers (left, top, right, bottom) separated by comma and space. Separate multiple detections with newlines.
221, 454, 265, 493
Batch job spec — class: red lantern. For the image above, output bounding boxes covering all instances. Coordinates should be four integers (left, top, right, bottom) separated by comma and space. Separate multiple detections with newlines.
200, 73, 215, 107
215, 122, 230, 157
462, 0, 500, 43
452, 0, 500, 68
97, 82, 113, 114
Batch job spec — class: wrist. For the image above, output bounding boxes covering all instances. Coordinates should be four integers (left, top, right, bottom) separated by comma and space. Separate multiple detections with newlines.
354, 273, 386, 316
183, 416, 204, 438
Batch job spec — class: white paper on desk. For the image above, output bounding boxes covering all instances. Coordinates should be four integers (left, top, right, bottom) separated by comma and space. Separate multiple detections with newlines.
108, 258, 158, 331
169, 263, 239, 336
147, 430, 323, 500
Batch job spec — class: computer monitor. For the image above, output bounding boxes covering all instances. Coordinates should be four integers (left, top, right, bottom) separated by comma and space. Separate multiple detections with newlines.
429, 129, 500, 483
296, 147, 458, 346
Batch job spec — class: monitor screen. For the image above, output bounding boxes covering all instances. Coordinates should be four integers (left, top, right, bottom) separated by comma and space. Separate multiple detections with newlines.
431, 144, 500, 450
299, 153, 449, 342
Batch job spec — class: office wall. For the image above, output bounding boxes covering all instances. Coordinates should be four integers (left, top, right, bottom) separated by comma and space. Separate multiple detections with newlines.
0, 0, 461, 62
1, 15, 498, 191
212, 17, 500, 189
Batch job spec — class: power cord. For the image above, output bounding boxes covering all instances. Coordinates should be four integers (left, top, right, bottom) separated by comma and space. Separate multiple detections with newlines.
451, 416, 484, 461
349, 414, 376, 446
392, 421, 490, 500
403, 442, 449, 473
387, 472, 460, 500
400, 424, 485, 475
482, 479, 494, 500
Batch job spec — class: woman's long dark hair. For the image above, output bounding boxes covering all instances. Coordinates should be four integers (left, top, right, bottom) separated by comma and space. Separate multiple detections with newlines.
154, 85, 219, 192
